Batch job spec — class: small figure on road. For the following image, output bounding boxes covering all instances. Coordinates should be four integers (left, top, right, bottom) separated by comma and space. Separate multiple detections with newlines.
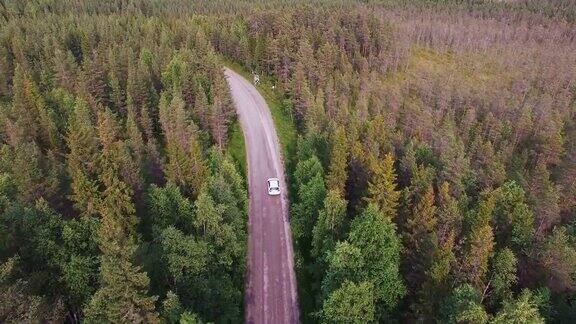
253, 73, 260, 86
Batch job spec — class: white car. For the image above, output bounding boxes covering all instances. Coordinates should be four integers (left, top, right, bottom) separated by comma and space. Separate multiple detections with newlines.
267, 178, 280, 196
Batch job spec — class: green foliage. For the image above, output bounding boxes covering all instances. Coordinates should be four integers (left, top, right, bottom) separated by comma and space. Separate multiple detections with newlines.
84, 247, 159, 323
66, 98, 100, 217
9, 64, 59, 149
365, 154, 400, 219
493, 181, 534, 250
321, 280, 375, 323
490, 248, 518, 302
0, 142, 63, 205
146, 183, 195, 237
424, 182, 459, 300
439, 284, 488, 324
459, 193, 496, 289
404, 185, 437, 292
160, 226, 209, 281
311, 190, 347, 262
179, 311, 202, 324
162, 56, 186, 96
294, 154, 325, 189
347, 204, 406, 314
326, 126, 349, 195
0, 5, 251, 323
160, 94, 208, 199
292, 154, 327, 251
322, 204, 406, 319
539, 227, 576, 293
491, 290, 544, 324
161, 291, 183, 324
0, 256, 66, 323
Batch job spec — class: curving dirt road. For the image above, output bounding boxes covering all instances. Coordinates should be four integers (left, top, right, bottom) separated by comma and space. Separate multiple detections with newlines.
224, 68, 299, 324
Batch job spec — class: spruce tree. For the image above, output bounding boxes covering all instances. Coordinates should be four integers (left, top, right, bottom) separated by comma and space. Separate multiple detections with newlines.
160, 94, 208, 199
66, 98, 100, 217
326, 126, 349, 195
347, 204, 406, 317
459, 193, 495, 290
404, 185, 437, 294
85, 109, 158, 323
365, 153, 400, 220
311, 189, 347, 262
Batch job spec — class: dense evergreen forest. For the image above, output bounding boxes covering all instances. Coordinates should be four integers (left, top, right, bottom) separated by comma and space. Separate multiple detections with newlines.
1, 0, 575, 323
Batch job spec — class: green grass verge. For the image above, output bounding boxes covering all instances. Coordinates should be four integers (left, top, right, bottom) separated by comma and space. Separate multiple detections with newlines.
228, 120, 247, 179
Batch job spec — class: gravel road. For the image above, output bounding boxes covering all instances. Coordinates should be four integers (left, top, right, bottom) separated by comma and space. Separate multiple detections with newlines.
224, 68, 299, 324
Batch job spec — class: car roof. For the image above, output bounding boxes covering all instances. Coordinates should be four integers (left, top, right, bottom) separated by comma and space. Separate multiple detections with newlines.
268, 178, 280, 186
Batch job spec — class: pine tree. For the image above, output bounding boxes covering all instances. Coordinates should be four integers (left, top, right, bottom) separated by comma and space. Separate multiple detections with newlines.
364, 115, 392, 159
85, 178, 158, 322
306, 88, 327, 134
160, 226, 209, 282
109, 71, 126, 116
84, 240, 159, 323
470, 138, 506, 189
422, 233, 456, 316
161, 291, 183, 324
138, 95, 163, 185
193, 79, 211, 131
126, 58, 154, 118
53, 48, 79, 94
161, 55, 186, 100
293, 61, 313, 129
97, 109, 143, 197
292, 153, 327, 250
146, 183, 195, 237
436, 182, 462, 248
296, 37, 317, 89
125, 103, 152, 195
0, 257, 66, 322
210, 72, 234, 149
